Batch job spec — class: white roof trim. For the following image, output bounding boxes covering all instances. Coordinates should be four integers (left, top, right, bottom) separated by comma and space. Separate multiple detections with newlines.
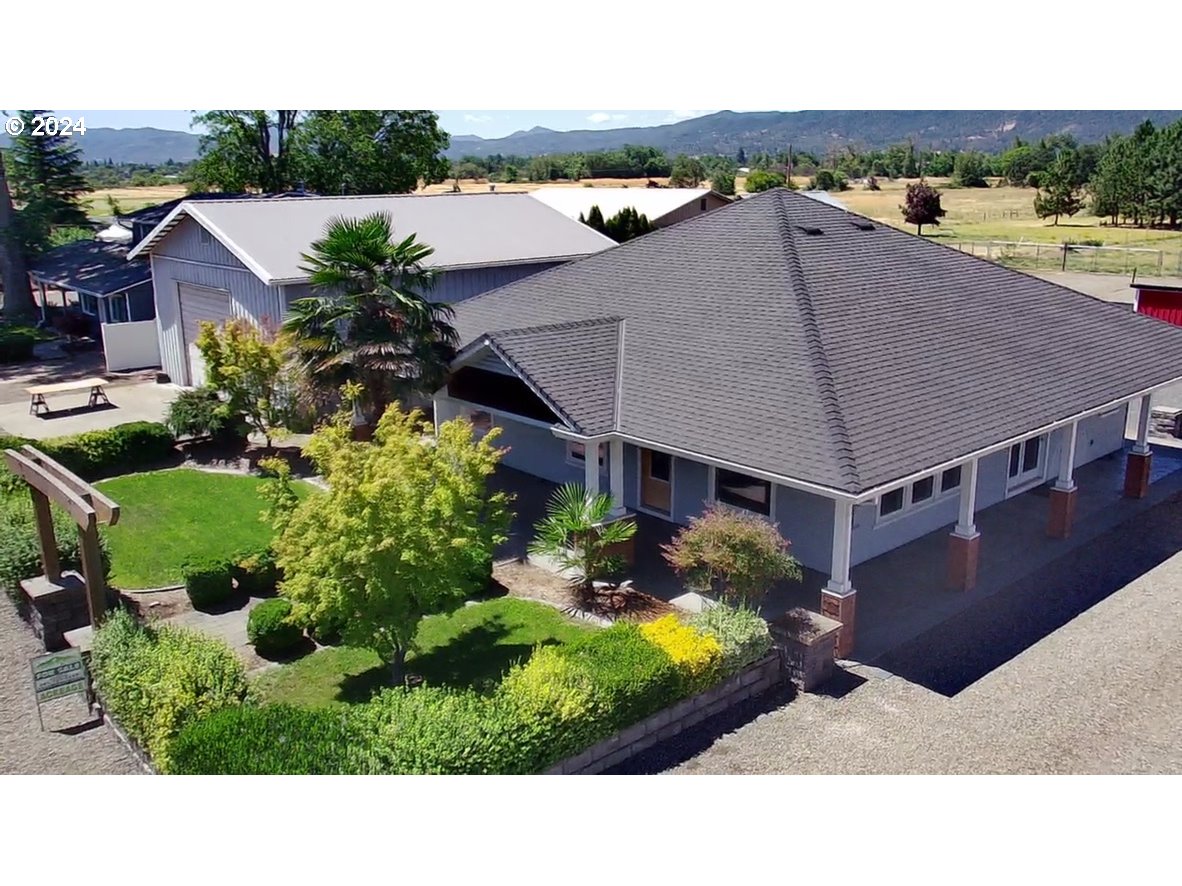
126, 202, 278, 284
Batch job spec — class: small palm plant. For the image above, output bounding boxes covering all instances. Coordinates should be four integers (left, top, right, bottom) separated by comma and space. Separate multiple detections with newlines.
528, 483, 636, 590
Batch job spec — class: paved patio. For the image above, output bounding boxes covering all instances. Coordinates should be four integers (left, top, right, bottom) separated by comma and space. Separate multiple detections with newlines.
0, 379, 178, 439
494, 439, 1182, 668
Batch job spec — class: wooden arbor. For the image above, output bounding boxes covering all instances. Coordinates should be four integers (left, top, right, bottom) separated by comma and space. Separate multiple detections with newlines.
2, 446, 120, 630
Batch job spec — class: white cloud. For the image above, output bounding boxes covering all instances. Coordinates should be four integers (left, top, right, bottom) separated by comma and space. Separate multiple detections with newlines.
665, 110, 712, 123
587, 112, 628, 124
463, 113, 492, 124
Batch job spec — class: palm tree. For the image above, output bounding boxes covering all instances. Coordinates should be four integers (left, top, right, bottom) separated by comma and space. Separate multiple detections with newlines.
528, 483, 637, 592
283, 212, 459, 425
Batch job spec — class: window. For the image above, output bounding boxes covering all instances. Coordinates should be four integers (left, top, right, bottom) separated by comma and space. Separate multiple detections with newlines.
567, 441, 605, 469
941, 466, 962, 493
79, 292, 98, 316
1008, 437, 1045, 484
911, 475, 935, 504
107, 293, 130, 324
466, 410, 492, 439
879, 488, 904, 517
715, 468, 772, 516
647, 450, 671, 483
199, 227, 213, 246
699, 197, 708, 211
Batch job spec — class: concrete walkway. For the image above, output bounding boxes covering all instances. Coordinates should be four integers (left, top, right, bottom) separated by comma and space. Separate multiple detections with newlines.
672, 489, 1182, 774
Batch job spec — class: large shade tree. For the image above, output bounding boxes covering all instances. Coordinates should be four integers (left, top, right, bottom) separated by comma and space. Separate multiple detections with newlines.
0, 151, 36, 320
283, 212, 459, 425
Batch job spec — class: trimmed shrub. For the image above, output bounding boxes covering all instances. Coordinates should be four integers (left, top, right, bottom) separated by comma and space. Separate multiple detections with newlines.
0, 326, 41, 363
165, 387, 237, 440
232, 546, 281, 596
247, 598, 303, 657
170, 704, 371, 775
0, 493, 110, 597
690, 604, 773, 675
90, 609, 248, 772
33, 422, 176, 480
640, 614, 723, 691
558, 622, 684, 732
181, 555, 236, 608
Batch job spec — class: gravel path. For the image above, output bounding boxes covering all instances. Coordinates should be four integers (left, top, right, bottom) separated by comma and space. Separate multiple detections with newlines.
0, 599, 140, 775
669, 494, 1182, 775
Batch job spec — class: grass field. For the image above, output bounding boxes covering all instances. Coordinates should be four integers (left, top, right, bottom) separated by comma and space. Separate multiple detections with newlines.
251, 597, 593, 708
96, 468, 312, 588
85, 184, 187, 218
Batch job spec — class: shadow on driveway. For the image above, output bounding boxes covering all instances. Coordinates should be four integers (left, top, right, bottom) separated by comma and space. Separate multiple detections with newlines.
873, 492, 1182, 697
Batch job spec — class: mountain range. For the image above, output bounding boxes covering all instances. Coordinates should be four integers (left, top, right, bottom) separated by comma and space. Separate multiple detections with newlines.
3, 111, 1180, 166
444, 110, 1182, 158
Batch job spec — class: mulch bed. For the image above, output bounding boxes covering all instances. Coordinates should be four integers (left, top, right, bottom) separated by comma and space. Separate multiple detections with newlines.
491, 560, 677, 623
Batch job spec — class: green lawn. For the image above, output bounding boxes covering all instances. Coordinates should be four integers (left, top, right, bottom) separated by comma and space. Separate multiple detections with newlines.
97, 468, 312, 588
252, 597, 594, 708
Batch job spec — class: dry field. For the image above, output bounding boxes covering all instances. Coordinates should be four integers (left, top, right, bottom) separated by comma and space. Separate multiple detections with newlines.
85, 184, 188, 216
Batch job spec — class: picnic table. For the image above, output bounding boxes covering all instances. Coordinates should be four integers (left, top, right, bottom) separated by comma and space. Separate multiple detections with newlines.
27, 377, 110, 416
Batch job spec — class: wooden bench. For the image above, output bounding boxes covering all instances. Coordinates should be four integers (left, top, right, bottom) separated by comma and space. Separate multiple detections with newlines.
27, 377, 110, 416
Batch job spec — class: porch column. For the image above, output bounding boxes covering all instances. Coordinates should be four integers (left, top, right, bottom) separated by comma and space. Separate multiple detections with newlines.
948, 458, 980, 592
1048, 422, 1078, 539
608, 438, 625, 517
1125, 394, 1153, 498
38, 281, 48, 324
584, 441, 600, 498
820, 498, 856, 659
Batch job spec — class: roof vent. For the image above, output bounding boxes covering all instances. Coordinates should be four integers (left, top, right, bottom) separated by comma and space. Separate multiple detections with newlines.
795, 225, 824, 236
849, 219, 875, 231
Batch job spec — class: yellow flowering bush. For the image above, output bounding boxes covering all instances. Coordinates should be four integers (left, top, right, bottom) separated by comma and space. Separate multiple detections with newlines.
640, 615, 722, 690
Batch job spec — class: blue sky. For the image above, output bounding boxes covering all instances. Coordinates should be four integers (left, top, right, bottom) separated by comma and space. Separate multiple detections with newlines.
51, 110, 720, 138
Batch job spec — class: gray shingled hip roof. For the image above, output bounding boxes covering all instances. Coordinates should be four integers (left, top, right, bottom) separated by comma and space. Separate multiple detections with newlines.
450, 189, 1182, 496
29, 240, 150, 297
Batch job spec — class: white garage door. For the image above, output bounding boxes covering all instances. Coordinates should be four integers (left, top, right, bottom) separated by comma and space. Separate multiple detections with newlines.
177, 283, 231, 387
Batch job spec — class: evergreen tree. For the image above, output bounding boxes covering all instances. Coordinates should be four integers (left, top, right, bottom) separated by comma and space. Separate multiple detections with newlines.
736, 147, 747, 165
1033, 147, 1086, 225
0, 152, 37, 320
7, 109, 91, 257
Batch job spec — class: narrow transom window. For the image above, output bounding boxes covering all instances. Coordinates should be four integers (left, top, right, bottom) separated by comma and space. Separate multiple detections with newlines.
647, 451, 672, 483
912, 476, 935, 503
941, 466, 962, 493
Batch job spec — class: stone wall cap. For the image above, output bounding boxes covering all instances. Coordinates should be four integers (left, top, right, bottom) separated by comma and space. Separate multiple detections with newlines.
20, 571, 86, 599
773, 607, 842, 642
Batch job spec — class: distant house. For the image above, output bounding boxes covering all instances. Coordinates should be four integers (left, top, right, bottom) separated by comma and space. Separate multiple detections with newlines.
529, 186, 731, 228
128, 193, 616, 386
1130, 276, 1182, 326
435, 190, 1182, 656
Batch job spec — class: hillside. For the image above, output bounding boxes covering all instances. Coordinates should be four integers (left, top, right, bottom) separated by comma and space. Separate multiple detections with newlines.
443, 110, 1182, 158
0, 126, 201, 164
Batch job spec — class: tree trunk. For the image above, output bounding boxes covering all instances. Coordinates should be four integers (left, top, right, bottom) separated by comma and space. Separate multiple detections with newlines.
0, 153, 36, 322
390, 646, 407, 688
916, 223, 923, 236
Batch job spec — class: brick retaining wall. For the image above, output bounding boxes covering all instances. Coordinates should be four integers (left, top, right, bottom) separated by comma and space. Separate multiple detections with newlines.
545, 652, 784, 775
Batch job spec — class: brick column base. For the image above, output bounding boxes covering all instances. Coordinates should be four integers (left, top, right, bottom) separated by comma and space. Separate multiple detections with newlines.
1047, 486, 1078, 539
947, 532, 980, 592
1124, 451, 1152, 499
819, 588, 857, 659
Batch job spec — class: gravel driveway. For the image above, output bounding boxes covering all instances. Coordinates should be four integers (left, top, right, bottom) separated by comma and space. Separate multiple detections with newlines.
0, 599, 140, 775
669, 493, 1182, 775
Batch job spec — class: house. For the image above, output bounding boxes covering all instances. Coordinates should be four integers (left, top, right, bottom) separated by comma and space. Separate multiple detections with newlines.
529, 186, 731, 228
434, 189, 1182, 656
28, 239, 160, 372
128, 192, 616, 386
1130, 276, 1182, 326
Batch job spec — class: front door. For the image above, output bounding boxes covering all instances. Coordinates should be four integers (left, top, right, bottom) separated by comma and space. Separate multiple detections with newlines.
1006, 435, 1046, 494
640, 448, 672, 514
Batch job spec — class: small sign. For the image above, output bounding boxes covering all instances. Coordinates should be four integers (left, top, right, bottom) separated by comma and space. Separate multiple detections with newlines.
31, 649, 88, 706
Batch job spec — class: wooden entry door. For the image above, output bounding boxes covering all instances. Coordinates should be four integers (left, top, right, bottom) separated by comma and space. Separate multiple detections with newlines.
640, 448, 672, 514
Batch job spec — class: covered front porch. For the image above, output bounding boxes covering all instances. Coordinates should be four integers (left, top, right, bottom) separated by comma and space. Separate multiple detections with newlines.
492, 435, 1182, 668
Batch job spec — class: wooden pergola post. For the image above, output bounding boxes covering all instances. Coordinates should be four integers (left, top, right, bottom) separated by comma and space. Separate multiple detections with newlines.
2, 446, 120, 630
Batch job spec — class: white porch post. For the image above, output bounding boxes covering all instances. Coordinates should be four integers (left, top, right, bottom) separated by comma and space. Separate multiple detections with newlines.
1133, 393, 1152, 455
821, 498, 857, 658
608, 438, 625, 516
584, 442, 600, 498
825, 499, 854, 595
954, 458, 980, 538
1055, 421, 1079, 492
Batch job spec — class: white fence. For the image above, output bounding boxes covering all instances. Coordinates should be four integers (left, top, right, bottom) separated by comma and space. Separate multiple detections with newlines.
101, 320, 161, 373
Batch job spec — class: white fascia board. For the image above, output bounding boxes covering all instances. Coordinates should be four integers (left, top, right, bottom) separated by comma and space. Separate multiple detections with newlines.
183, 206, 277, 285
